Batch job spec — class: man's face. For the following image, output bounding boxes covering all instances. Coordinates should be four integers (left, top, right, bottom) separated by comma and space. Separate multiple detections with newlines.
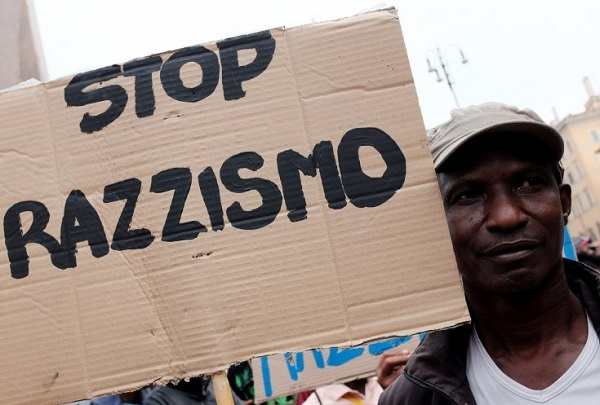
436, 135, 571, 296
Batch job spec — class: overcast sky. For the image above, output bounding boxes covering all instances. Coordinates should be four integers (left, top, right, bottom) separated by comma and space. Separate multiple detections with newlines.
32, 0, 600, 129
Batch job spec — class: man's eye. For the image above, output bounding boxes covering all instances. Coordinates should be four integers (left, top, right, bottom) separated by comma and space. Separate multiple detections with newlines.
518, 177, 543, 190
453, 190, 482, 204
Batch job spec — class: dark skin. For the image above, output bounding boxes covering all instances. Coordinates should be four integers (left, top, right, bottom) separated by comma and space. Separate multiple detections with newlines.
437, 134, 587, 390
376, 349, 410, 389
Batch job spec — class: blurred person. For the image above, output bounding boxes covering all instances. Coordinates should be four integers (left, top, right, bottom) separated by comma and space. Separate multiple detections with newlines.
228, 361, 255, 403
89, 388, 149, 405
303, 377, 381, 405
295, 390, 314, 405
227, 360, 296, 405
379, 103, 600, 404
143, 376, 247, 405
574, 236, 600, 270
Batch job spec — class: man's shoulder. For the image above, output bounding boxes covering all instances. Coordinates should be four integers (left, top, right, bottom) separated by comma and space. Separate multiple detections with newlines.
565, 258, 600, 298
378, 325, 473, 405
378, 374, 438, 405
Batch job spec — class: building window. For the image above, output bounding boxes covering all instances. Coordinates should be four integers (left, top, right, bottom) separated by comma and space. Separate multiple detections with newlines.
584, 188, 596, 208
565, 138, 574, 153
564, 139, 573, 158
574, 161, 584, 180
576, 194, 586, 213
591, 129, 600, 143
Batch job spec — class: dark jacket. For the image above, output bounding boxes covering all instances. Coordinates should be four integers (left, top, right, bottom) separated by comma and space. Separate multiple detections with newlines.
378, 259, 600, 405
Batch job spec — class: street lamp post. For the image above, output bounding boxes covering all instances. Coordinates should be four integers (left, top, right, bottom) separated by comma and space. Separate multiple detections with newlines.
427, 46, 468, 108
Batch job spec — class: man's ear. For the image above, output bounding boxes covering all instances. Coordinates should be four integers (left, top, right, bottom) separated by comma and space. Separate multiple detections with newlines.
559, 184, 572, 225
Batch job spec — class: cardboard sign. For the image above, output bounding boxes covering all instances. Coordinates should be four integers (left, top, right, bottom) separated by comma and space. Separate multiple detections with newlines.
252, 334, 424, 402
0, 9, 468, 404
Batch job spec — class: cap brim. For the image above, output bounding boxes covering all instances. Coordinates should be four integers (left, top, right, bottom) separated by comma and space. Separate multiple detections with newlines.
434, 121, 564, 169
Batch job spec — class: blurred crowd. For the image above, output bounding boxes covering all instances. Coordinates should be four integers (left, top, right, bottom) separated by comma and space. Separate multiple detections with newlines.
71, 349, 409, 405
573, 235, 600, 270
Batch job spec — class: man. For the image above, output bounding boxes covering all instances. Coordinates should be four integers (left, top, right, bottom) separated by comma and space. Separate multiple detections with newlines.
379, 103, 600, 404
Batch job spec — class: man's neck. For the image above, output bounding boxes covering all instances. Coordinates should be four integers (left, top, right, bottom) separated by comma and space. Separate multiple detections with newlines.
472, 286, 583, 351
465, 271, 588, 389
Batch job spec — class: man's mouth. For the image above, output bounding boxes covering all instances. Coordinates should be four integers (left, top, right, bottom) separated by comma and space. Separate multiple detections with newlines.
481, 240, 540, 261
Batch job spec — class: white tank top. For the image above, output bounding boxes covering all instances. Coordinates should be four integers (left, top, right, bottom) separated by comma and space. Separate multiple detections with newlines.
466, 315, 600, 404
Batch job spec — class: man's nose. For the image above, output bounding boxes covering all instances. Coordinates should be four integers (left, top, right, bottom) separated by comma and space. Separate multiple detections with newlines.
485, 191, 528, 232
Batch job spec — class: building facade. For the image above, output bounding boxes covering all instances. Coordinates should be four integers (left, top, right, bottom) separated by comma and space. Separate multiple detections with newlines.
0, 0, 46, 90
554, 78, 600, 240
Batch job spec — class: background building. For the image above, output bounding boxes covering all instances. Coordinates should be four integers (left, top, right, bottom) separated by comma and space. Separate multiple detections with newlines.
0, 0, 46, 90
554, 77, 600, 240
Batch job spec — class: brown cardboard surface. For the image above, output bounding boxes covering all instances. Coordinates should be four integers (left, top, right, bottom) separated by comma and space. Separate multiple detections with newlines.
252, 335, 423, 402
0, 8, 468, 404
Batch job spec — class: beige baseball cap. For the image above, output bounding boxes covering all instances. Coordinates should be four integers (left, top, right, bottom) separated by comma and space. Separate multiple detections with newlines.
428, 102, 564, 170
